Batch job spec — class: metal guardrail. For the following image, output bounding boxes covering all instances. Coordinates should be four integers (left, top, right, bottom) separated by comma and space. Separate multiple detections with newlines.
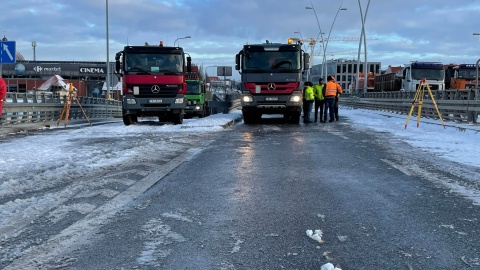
208, 91, 241, 114
340, 89, 479, 123
1, 92, 122, 126
1, 91, 241, 126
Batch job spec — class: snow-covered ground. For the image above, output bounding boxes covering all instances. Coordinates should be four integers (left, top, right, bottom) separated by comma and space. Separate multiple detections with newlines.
0, 108, 479, 267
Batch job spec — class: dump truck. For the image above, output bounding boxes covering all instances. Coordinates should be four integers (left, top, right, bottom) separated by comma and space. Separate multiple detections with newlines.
448, 64, 478, 90
374, 62, 444, 92
115, 42, 191, 125
185, 65, 212, 118
235, 39, 310, 123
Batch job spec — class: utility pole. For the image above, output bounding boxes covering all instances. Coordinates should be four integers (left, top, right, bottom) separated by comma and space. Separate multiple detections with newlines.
106, 0, 111, 100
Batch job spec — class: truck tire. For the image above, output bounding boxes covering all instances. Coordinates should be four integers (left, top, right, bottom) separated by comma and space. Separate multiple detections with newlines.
243, 111, 260, 124
199, 106, 206, 118
290, 112, 301, 123
242, 112, 253, 124
123, 114, 135, 126
172, 112, 184, 125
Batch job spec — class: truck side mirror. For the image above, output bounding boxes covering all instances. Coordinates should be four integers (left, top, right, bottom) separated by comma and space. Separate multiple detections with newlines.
186, 56, 192, 72
115, 52, 121, 73
303, 53, 310, 70
235, 54, 240, 70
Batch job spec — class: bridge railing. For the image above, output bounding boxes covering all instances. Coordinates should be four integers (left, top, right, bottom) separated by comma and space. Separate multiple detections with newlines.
340, 89, 480, 123
1, 92, 241, 126
1, 92, 122, 126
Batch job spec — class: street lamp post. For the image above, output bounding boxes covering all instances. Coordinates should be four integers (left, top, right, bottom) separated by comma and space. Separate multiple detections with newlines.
0, 34, 7, 77
355, 0, 371, 95
474, 33, 480, 109
294, 30, 303, 40
323, 3, 347, 81
32, 41, 37, 61
32, 41, 37, 90
174, 36, 191, 47
294, 30, 308, 52
106, 0, 111, 100
205, 65, 217, 84
305, 5, 325, 79
475, 33, 480, 90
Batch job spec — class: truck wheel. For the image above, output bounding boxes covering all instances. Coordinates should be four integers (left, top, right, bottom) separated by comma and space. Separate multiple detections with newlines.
158, 116, 168, 122
243, 112, 254, 124
199, 107, 206, 118
123, 114, 135, 126
172, 112, 184, 125
243, 111, 260, 124
290, 112, 301, 123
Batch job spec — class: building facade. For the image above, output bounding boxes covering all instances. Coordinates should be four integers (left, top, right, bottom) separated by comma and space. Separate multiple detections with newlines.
310, 59, 381, 92
0, 59, 118, 98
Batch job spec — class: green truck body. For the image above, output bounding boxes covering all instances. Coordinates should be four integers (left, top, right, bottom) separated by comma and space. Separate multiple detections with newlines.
185, 79, 212, 118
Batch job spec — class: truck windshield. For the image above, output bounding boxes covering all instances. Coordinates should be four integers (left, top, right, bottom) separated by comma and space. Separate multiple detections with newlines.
411, 68, 445, 80
243, 51, 301, 72
458, 68, 477, 79
125, 53, 183, 74
187, 83, 202, 94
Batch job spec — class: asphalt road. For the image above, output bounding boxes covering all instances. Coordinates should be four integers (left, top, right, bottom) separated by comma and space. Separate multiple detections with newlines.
3, 117, 480, 269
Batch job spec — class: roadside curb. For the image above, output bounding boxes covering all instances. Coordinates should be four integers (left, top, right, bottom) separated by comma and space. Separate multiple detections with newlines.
0, 118, 120, 135
221, 114, 243, 128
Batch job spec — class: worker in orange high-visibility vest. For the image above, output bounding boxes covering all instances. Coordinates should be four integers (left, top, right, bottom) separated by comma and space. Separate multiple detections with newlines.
323, 76, 342, 122
0, 78, 6, 122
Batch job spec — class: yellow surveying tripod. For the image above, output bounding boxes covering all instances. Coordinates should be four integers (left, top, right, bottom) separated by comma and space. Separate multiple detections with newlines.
405, 78, 445, 129
57, 83, 92, 127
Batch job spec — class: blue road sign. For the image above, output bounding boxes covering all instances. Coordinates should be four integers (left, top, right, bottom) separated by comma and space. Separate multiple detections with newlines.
0, 41, 16, 64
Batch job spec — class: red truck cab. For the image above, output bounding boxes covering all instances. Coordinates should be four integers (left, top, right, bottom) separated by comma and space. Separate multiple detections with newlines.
115, 43, 191, 125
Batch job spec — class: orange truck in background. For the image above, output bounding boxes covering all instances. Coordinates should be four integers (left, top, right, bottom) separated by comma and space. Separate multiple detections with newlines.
357, 72, 376, 92
449, 64, 478, 90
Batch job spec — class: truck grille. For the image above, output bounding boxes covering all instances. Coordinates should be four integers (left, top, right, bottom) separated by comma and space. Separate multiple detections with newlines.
252, 82, 292, 92
130, 84, 180, 98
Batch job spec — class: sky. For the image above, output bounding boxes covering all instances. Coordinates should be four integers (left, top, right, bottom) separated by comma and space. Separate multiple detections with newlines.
2, 0, 480, 80
1, 108, 480, 265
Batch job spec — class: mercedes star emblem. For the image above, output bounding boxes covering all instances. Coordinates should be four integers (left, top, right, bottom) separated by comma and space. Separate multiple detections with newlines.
151, 85, 161, 93
268, 83, 276, 90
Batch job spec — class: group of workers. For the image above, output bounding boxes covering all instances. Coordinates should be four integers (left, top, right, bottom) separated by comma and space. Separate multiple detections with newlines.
302, 76, 342, 123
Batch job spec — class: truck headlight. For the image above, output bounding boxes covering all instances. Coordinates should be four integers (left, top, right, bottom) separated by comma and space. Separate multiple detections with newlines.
126, 98, 137, 104
290, 95, 301, 102
242, 95, 254, 103
175, 98, 184, 104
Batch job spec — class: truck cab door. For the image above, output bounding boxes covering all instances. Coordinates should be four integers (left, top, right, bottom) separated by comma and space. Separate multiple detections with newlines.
401, 67, 410, 90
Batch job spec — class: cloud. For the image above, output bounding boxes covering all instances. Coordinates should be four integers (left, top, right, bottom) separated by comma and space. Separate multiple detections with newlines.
3, 0, 480, 76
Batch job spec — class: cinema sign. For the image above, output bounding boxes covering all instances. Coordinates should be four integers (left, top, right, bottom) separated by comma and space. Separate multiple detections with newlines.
79, 67, 106, 74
